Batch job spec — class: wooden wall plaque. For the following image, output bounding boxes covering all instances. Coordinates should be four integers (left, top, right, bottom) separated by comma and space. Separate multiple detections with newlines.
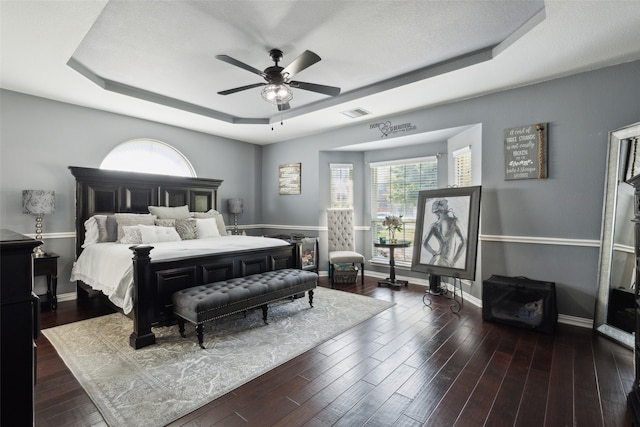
279, 163, 301, 195
504, 123, 548, 180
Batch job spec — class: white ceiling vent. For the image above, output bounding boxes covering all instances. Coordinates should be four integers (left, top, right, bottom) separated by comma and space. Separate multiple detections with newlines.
341, 108, 371, 118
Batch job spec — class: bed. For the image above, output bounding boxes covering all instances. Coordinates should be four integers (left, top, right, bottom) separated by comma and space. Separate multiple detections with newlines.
69, 166, 300, 349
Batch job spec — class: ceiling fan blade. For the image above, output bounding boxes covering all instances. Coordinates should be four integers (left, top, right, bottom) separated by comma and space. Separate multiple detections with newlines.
218, 82, 266, 95
281, 50, 321, 80
277, 102, 291, 111
289, 81, 341, 96
215, 55, 266, 78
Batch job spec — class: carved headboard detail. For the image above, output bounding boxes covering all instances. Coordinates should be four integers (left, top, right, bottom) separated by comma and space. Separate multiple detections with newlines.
69, 166, 223, 257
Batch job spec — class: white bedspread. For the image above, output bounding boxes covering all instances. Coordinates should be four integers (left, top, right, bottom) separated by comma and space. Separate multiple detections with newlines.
70, 236, 290, 314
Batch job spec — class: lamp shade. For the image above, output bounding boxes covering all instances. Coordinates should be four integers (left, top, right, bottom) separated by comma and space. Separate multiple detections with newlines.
228, 198, 243, 214
22, 190, 55, 214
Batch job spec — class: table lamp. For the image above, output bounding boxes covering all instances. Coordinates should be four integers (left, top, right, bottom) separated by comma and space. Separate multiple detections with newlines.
22, 189, 55, 257
227, 198, 243, 235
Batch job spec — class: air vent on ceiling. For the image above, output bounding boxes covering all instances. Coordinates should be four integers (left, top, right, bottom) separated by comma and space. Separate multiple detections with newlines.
341, 108, 371, 118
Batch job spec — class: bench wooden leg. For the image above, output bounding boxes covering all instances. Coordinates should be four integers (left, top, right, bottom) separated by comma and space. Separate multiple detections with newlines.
261, 305, 269, 324
196, 324, 205, 349
178, 318, 186, 338
308, 289, 314, 307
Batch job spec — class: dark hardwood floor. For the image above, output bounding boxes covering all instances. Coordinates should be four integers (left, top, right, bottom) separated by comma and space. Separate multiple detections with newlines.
35, 276, 634, 426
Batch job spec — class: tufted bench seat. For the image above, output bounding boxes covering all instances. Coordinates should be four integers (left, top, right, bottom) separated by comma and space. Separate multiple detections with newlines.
172, 268, 318, 348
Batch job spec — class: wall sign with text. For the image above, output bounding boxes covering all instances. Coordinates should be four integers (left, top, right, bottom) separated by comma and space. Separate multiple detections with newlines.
279, 163, 301, 195
504, 123, 548, 180
369, 120, 417, 138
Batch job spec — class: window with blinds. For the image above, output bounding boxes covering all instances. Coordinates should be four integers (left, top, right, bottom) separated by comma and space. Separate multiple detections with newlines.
330, 163, 353, 208
453, 146, 472, 187
370, 157, 438, 263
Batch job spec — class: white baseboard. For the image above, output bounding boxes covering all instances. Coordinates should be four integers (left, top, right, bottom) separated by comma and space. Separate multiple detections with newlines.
57, 292, 77, 303
323, 270, 592, 329
57, 275, 593, 329
557, 314, 593, 329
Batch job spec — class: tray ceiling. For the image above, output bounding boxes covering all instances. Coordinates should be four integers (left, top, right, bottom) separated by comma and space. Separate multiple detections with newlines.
2, 1, 640, 144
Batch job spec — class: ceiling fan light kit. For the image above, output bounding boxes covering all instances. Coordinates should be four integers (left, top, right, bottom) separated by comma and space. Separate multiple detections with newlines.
216, 48, 341, 111
261, 84, 293, 105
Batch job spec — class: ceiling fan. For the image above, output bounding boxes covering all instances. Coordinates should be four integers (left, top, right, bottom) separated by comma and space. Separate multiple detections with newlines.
215, 49, 341, 111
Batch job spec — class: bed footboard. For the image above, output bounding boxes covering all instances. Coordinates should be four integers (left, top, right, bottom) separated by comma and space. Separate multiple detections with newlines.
128, 243, 299, 349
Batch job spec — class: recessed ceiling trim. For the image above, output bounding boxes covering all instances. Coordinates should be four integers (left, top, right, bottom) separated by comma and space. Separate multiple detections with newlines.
268, 5, 547, 125
69, 46, 495, 127
493, 8, 546, 57
67, 3, 546, 127
270, 46, 497, 123
67, 57, 269, 125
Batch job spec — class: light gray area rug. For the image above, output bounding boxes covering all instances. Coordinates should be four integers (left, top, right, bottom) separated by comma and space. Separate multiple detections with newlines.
42, 287, 394, 427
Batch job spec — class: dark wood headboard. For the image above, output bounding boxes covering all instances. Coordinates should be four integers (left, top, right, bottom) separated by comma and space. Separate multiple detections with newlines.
69, 166, 223, 257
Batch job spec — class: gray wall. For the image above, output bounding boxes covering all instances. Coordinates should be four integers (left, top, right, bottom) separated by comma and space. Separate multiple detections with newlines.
2, 60, 639, 319
261, 60, 640, 319
0, 90, 261, 295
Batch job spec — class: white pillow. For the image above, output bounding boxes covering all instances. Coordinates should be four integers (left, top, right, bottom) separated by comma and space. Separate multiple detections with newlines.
119, 225, 143, 244
82, 217, 100, 248
138, 225, 182, 243
195, 218, 220, 238
192, 210, 228, 236
148, 205, 190, 219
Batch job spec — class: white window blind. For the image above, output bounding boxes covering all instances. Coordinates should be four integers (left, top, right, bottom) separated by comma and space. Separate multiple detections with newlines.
330, 163, 353, 208
370, 156, 438, 263
453, 145, 471, 187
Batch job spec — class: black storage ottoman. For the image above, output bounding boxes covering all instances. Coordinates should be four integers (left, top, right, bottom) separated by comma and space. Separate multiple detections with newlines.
482, 275, 558, 334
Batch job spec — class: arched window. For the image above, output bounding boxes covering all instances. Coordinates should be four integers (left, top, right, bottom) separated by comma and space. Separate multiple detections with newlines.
100, 139, 196, 177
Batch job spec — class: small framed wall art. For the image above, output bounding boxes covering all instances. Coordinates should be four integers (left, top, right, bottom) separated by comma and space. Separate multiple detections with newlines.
279, 163, 301, 195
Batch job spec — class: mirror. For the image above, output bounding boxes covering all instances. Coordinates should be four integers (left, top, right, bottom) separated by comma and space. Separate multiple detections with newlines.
595, 122, 640, 349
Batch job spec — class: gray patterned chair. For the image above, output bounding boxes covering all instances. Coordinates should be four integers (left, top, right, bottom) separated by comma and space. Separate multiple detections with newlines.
327, 208, 365, 286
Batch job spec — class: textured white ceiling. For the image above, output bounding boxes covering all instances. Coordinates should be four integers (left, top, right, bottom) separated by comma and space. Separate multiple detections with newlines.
68, 1, 542, 118
2, 1, 640, 145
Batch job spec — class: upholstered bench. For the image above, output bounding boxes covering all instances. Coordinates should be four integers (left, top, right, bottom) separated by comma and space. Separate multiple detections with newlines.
172, 268, 318, 348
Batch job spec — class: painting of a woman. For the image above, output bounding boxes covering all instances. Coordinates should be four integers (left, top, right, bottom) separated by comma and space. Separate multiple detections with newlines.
421, 198, 467, 268
412, 186, 481, 281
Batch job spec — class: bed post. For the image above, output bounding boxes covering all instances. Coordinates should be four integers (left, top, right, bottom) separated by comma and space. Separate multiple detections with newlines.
129, 245, 156, 349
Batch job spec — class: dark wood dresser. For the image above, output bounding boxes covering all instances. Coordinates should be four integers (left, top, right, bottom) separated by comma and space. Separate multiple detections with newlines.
0, 229, 41, 426
628, 174, 640, 424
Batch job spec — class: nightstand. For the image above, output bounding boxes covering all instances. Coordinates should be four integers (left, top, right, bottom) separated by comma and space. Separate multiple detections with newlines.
268, 234, 319, 272
33, 252, 59, 310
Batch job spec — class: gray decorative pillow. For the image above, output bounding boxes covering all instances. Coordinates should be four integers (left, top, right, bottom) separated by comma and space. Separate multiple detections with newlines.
175, 218, 197, 240
106, 215, 118, 241
94, 215, 118, 243
148, 205, 190, 219
119, 226, 142, 245
155, 218, 176, 228
114, 213, 157, 242
95, 216, 108, 241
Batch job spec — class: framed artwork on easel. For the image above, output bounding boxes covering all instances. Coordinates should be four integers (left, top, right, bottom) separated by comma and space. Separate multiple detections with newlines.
411, 186, 482, 281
